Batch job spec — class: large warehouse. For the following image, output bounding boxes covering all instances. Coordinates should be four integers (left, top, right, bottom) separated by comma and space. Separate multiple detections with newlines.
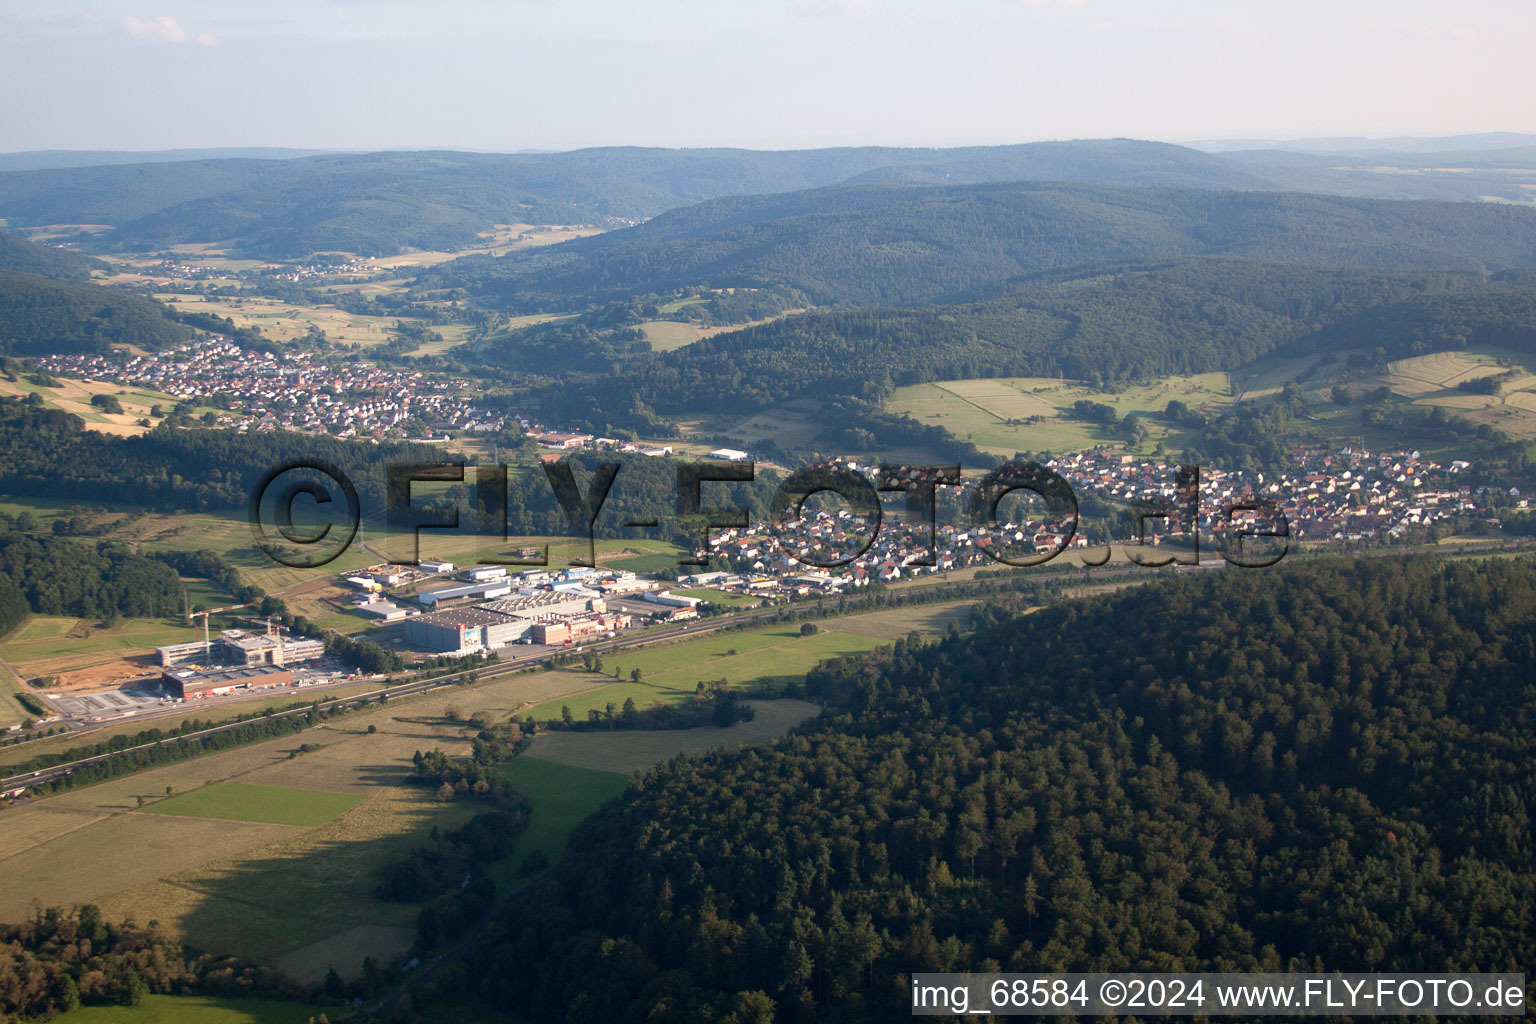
161, 665, 293, 699
403, 606, 530, 654
479, 591, 605, 619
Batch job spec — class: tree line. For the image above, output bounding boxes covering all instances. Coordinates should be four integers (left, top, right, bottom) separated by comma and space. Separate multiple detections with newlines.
452, 555, 1534, 1023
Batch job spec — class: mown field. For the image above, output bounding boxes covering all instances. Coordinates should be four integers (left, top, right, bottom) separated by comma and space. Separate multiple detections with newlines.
145, 782, 366, 827
0, 598, 928, 978
525, 698, 820, 776
0, 667, 616, 972
0, 375, 210, 437
675, 587, 761, 608
57, 995, 318, 1024
0, 661, 33, 728
0, 615, 194, 663
486, 756, 628, 883
524, 625, 883, 726
150, 293, 432, 349
639, 320, 703, 352
887, 373, 1231, 457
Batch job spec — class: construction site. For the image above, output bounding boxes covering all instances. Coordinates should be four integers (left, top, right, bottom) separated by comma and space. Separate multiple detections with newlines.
16, 615, 340, 725
156, 618, 327, 698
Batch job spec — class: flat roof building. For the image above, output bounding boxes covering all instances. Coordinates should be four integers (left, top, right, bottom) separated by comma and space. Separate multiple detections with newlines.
479, 591, 603, 619
158, 629, 323, 668
403, 606, 529, 653
356, 600, 409, 622
162, 664, 293, 699
417, 580, 514, 607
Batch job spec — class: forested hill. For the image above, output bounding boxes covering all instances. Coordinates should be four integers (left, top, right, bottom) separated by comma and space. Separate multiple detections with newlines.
1285, 286, 1536, 360
0, 142, 1257, 258
466, 556, 1536, 1023
3, 139, 1529, 259
0, 230, 102, 279
0, 270, 192, 356
0, 400, 777, 542
526, 263, 1528, 425
430, 183, 1536, 311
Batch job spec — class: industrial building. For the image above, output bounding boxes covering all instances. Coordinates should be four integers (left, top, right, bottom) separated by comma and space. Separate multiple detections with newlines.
416, 579, 514, 607
404, 606, 530, 654
156, 640, 215, 667
480, 591, 606, 619
219, 628, 326, 666
161, 664, 293, 699
608, 596, 700, 622
532, 617, 607, 645
642, 591, 703, 608
356, 600, 409, 622
156, 626, 325, 668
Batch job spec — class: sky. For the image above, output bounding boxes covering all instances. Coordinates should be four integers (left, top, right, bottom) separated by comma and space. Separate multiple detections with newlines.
0, 0, 1532, 153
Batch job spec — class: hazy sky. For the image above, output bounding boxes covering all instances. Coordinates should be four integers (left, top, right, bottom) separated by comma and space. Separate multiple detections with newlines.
1, 0, 1532, 152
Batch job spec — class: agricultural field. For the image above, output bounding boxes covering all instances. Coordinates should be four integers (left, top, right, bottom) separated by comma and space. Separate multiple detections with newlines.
639, 320, 703, 352
0, 661, 33, 728
674, 398, 839, 454
58, 995, 319, 1024
0, 619, 846, 978
526, 698, 821, 776
486, 756, 628, 882
144, 782, 366, 827
639, 311, 802, 354
524, 616, 919, 726
826, 599, 976, 639
888, 373, 1232, 457
0, 615, 193, 664
0, 666, 616, 970
0, 374, 197, 436
675, 587, 762, 608
1383, 351, 1536, 436
602, 624, 880, 692
151, 293, 425, 348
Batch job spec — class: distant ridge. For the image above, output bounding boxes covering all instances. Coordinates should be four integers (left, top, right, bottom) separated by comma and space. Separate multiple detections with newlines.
0, 148, 337, 173
1189, 132, 1536, 154
3, 138, 1535, 258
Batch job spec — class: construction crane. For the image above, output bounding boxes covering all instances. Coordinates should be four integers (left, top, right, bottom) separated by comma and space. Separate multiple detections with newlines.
186, 602, 255, 657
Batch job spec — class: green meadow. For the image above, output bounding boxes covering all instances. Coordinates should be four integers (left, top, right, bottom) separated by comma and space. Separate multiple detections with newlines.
143, 782, 365, 827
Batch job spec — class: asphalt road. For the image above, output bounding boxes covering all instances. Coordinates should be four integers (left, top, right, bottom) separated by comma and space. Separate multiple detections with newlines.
0, 601, 790, 793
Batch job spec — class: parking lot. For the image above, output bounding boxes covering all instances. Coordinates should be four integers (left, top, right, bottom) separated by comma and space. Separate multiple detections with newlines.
48, 685, 167, 720
39, 658, 368, 723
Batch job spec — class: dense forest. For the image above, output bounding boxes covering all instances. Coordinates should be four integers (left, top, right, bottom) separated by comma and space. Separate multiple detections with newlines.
0, 399, 782, 553
1285, 287, 1536, 361
428, 183, 1536, 311
0, 399, 449, 513
461, 556, 1534, 1022
7, 141, 1532, 258
0, 270, 192, 356
0, 141, 1441, 259
0, 514, 184, 636
0, 905, 301, 1022
525, 263, 1527, 426
0, 231, 102, 279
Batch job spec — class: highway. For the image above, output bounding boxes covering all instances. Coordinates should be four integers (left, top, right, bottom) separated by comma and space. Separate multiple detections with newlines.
2, 556, 1170, 796
0, 602, 790, 795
